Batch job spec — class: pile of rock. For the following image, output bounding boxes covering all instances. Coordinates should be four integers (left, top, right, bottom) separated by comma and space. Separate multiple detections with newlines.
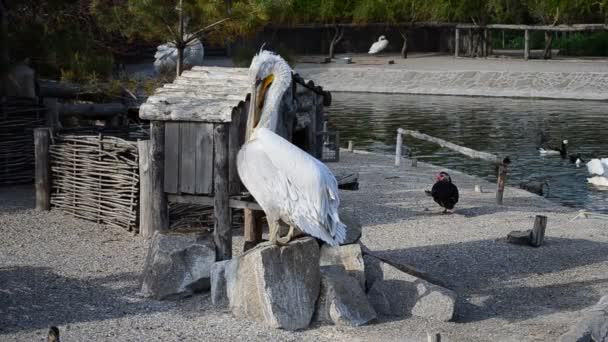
140, 215, 457, 330
210, 239, 457, 330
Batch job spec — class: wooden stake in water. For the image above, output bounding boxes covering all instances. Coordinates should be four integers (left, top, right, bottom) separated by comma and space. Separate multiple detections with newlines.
395, 130, 403, 166
496, 161, 508, 205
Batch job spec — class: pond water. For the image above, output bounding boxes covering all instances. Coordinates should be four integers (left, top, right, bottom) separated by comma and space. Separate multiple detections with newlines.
326, 92, 608, 213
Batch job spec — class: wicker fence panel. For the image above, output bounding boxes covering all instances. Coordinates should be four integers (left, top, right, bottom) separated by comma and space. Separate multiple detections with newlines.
50, 134, 140, 231
0, 99, 45, 185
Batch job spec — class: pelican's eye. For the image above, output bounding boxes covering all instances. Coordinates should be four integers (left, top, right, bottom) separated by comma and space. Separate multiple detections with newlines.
257, 74, 275, 109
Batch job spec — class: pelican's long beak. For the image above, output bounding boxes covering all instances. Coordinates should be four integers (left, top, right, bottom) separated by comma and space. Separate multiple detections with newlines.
246, 75, 274, 140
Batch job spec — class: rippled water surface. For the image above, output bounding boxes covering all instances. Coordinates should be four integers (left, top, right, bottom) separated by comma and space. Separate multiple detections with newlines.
327, 92, 608, 212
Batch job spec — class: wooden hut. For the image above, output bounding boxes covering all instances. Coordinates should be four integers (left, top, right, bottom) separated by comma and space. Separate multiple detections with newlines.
139, 66, 331, 260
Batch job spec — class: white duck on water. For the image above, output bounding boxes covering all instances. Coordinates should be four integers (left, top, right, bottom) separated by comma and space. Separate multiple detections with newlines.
586, 158, 608, 187
237, 50, 347, 246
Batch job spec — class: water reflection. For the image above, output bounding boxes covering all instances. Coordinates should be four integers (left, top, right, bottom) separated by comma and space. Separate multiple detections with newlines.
327, 92, 608, 213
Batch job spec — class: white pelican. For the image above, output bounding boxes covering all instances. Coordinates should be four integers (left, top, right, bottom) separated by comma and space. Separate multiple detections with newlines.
153, 35, 204, 74
368, 35, 389, 55
237, 50, 347, 246
586, 158, 608, 187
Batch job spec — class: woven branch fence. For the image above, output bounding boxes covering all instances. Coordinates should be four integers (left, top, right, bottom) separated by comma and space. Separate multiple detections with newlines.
0, 98, 45, 185
50, 134, 141, 231
49, 130, 244, 232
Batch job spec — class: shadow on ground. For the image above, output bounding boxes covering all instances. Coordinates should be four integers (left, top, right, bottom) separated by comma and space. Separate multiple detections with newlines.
374, 237, 608, 323
0, 266, 167, 334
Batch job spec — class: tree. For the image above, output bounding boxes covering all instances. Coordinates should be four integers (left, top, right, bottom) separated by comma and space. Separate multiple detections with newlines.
526, 0, 600, 58
92, 0, 267, 76
353, 0, 434, 58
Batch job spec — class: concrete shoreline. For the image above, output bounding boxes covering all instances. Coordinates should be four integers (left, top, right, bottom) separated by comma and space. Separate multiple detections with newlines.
295, 55, 608, 101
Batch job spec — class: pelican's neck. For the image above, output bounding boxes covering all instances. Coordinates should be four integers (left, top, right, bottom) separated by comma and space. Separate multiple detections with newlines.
257, 64, 292, 133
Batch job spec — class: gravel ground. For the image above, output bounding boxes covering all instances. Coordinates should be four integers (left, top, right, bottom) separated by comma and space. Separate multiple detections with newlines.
2, 151, 608, 341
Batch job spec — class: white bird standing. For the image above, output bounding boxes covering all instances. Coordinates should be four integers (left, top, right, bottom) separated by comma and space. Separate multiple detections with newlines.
153, 34, 204, 74
237, 50, 347, 246
368, 35, 389, 55
586, 158, 608, 187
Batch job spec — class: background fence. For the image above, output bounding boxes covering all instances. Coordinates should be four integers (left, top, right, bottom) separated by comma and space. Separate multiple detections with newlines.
0, 98, 45, 185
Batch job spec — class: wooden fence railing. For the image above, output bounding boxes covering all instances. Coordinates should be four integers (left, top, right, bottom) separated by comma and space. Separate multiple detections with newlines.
396, 128, 510, 204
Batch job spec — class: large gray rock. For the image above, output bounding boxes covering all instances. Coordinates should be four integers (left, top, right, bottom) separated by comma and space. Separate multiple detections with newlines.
340, 209, 362, 245
213, 238, 321, 331
561, 295, 608, 342
319, 244, 365, 289
140, 229, 216, 300
364, 254, 456, 322
315, 265, 376, 326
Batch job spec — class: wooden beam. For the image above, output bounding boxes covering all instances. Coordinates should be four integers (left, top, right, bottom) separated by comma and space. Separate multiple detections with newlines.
138, 140, 154, 239
398, 129, 500, 163
168, 194, 262, 210
149, 122, 169, 234
214, 123, 232, 260
34, 128, 51, 211
59, 103, 126, 119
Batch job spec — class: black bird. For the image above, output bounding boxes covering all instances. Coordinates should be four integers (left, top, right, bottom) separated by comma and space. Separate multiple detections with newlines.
431, 171, 459, 214
48, 326, 60, 342
538, 139, 568, 158
569, 153, 585, 167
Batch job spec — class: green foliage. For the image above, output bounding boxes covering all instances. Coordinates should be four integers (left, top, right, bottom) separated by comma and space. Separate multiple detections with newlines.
495, 30, 608, 55
6, 0, 115, 81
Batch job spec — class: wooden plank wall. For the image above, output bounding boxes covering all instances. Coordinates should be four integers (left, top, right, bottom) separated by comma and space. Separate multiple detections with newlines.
163, 112, 247, 196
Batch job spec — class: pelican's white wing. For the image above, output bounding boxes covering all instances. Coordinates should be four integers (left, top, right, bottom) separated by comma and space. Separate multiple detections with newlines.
368, 39, 388, 54
586, 158, 608, 176
237, 128, 346, 245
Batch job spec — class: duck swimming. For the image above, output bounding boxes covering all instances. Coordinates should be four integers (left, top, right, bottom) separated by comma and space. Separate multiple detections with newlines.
569, 153, 585, 167
538, 139, 568, 158
586, 158, 608, 187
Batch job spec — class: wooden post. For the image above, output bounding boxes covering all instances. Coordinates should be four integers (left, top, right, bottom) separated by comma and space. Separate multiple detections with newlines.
395, 130, 403, 166
524, 29, 530, 60
454, 28, 460, 57
427, 332, 441, 342
34, 128, 51, 211
244, 211, 264, 251
496, 162, 508, 205
530, 215, 547, 247
138, 140, 154, 239
228, 108, 243, 195
411, 158, 418, 167
214, 123, 232, 260
347, 140, 354, 152
43, 98, 59, 129
149, 121, 168, 234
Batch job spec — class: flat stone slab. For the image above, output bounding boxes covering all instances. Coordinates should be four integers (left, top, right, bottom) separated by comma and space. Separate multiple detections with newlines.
507, 230, 532, 245
315, 265, 376, 326
140, 230, 216, 300
364, 254, 456, 322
